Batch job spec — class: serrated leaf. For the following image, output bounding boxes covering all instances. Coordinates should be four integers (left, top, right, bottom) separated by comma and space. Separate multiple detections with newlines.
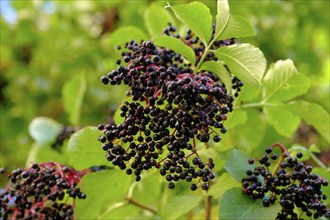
168, 2, 212, 45
67, 127, 108, 170
200, 60, 232, 90
62, 73, 86, 125
153, 35, 196, 65
207, 173, 240, 200
215, 0, 230, 40
214, 44, 266, 88
286, 101, 330, 142
221, 149, 255, 182
216, 15, 256, 40
144, 4, 174, 36
263, 59, 310, 102
160, 195, 202, 219
219, 188, 281, 219
28, 117, 63, 145
224, 109, 247, 130
106, 26, 148, 48
75, 170, 131, 219
264, 106, 301, 137
214, 1, 255, 40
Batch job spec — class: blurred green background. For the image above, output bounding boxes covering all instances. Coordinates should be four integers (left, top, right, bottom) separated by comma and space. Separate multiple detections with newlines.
0, 0, 329, 170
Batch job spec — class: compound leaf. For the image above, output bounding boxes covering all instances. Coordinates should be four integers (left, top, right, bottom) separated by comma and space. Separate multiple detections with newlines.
214, 44, 266, 89
168, 2, 212, 46
67, 127, 107, 170
154, 35, 196, 65
62, 73, 87, 125
219, 188, 281, 219
200, 60, 232, 90
262, 59, 310, 102
207, 172, 240, 200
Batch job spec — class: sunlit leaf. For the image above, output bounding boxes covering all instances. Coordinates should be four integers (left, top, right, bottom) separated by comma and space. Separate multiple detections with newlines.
200, 60, 232, 90
224, 109, 247, 130
26, 143, 69, 166
144, 4, 174, 36
168, 2, 212, 45
153, 35, 196, 65
262, 59, 310, 102
67, 127, 107, 170
214, 44, 266, 88
264, 106, 301, 137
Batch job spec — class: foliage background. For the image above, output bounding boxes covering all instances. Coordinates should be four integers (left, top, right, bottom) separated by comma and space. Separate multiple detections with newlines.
0, 0, 329, 218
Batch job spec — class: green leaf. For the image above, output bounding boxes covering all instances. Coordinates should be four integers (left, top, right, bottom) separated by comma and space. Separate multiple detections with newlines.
75, 170, 132, 219
106, 26, 148, 48
153, 35, 196, 65
207, 173, 240, 200
214, 0, 230, 40
62, 73, 87, 125
216, 15, 256, 40
144, 4, 174, 36
214, 1, 255, 40
286, 101, 330, 142
214, 44, 266, 88
160, 195, 202, 219
219, 188, 281, 219
221, 149, 255, 182
264, 106, 301, 137
26, 143, 69, 166
28, 117, 63, 145
67, 127, 108, 170
262, 59, 310, 102
200, 60, 232, 90
224, 109, 247, 130
168, 2, 212, 45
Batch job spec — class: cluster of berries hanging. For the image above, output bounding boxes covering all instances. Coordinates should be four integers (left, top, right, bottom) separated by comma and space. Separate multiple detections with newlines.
242, 143, 329, 219
0, 162, 87, 220
98, 24, 243, 190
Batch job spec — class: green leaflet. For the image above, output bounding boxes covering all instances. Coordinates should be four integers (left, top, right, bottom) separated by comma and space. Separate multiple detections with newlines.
144, 4, 175, 37
214, 44, 266, 89
153, 35, 196, 65
262, 59, 310, 102
67, 127, 108, 170
168, 2, 212, 46
200, 60, 232, 90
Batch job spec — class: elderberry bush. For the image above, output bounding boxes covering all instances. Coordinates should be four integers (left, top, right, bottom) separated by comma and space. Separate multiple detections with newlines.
98, 24, 243, 190
0, 162, 87, 220
242, 144, 330, 220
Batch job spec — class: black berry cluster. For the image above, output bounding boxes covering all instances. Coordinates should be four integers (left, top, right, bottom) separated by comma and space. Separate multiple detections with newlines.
98, 24, 243, 190
242, 143, 329, 220
0, 162, 87, 220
